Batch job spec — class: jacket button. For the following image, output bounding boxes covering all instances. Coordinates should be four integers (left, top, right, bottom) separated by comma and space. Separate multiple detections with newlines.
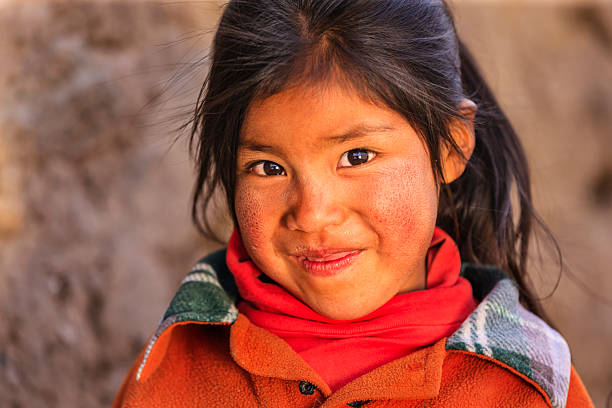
298, 381, 316, 395
347, 400, 371, 407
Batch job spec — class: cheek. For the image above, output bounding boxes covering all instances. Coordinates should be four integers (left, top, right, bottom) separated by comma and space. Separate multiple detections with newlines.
364, 161, 438, 249
234, 183, 268, 249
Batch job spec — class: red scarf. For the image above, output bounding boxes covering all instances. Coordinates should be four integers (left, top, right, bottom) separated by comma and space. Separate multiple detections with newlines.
227, 227, 477, 391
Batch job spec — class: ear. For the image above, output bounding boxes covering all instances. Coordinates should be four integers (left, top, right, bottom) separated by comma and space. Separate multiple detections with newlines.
440, 99, 477, 183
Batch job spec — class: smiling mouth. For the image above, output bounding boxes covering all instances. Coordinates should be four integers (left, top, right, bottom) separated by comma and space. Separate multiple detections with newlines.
295, 249, 363, 277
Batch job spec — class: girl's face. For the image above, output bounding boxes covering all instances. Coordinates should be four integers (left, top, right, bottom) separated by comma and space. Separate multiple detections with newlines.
235, 83, 439, 320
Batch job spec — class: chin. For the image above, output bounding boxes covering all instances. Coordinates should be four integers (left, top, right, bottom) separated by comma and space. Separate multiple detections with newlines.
311, 299, 382, 321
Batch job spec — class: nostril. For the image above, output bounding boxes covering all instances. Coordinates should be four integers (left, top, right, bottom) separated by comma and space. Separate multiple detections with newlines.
285, 179, 347, 233
285, 202, 345, 233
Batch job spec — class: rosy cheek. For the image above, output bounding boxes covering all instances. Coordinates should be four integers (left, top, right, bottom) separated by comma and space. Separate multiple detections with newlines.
365, 161, 437, 253
234, 183, 267, 247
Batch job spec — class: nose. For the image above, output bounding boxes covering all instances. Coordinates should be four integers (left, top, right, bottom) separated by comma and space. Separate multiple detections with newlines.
285, 177, 346, 233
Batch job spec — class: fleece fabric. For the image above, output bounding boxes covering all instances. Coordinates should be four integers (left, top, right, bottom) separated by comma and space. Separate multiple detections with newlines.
230, 227, 477, 391
112, 250, 594, 408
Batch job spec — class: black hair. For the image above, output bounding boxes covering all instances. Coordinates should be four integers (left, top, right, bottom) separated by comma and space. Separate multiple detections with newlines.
188, 0, 556, 319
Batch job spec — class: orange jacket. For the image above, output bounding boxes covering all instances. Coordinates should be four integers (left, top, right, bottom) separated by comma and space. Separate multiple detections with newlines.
113, 251, 594, 408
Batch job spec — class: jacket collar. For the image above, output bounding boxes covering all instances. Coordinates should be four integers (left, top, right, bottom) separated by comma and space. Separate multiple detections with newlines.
137, 250, 571, 408
446, 264, 570, 408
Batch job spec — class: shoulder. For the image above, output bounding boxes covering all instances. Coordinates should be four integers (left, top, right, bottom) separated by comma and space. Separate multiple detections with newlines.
439, 351, 556, 407
112, 250, 253, 407
439, 351, 593, 408
112, 322, 256, 408
445, 264, 587, 408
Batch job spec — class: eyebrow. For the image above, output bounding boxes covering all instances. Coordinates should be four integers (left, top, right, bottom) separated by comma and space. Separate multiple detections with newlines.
239, 123, 395, 152
328, 124, 395, 143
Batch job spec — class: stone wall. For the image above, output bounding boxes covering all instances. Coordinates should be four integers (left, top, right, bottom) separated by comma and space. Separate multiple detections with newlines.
0, 2, 224, 406
0, 1, 610, 407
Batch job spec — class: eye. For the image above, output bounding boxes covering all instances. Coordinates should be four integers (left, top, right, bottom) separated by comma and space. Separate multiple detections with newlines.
338, 149, 376, 168
249, 161, 286, 176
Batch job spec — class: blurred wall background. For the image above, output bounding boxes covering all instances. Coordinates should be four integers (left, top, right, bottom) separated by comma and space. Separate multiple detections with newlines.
0, 1, 610, 407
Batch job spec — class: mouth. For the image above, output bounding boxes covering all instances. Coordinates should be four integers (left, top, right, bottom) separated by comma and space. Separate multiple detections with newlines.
294, 249, 364, 277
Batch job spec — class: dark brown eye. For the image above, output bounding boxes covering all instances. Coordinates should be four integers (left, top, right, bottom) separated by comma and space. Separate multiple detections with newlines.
251, 161, 286, 176
338, 149, 376, 168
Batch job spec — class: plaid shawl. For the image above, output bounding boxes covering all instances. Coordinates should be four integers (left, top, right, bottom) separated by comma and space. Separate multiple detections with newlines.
446, 264, 570, 408
137, 251, 571, 408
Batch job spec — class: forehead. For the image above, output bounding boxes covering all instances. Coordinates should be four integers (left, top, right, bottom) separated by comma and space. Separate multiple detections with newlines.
240, 83, 409, 148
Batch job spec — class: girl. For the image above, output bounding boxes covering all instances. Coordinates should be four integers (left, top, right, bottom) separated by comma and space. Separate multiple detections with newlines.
114, 0, 594, 407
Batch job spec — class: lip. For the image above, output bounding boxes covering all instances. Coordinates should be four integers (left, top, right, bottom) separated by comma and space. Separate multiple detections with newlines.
294, 249, 363, 277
